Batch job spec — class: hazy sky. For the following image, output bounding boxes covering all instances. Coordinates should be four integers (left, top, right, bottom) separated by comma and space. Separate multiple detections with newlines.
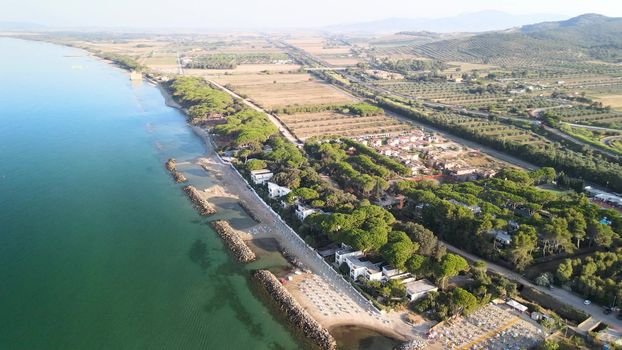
3, 0, 622, 28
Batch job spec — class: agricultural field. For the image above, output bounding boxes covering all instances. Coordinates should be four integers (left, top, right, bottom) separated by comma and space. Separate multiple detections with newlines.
594, 94, 622, 110
422, 111, 552, 148
546, 106, 622, 129
374, 81, 568, 114
210, 72, 354, 110
286, 37, 361, 67
278, 111, 412, 140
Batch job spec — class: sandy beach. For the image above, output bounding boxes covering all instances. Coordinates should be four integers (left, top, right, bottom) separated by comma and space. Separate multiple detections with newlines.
153, 81, 428, 342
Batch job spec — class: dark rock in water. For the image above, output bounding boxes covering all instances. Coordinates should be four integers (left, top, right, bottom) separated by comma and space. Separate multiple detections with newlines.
183, 185, 216, 215
252, 270, 337, 350
165, 158, 187, 182
165, 158, 176, 171
172, 170, 187, 183
210, 220, 256, 263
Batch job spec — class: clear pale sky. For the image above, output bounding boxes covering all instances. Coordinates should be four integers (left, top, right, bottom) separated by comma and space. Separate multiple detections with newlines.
3, 0, 622, 28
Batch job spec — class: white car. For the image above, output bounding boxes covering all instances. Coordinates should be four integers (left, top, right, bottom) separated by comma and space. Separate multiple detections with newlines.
584, 300, 591, 305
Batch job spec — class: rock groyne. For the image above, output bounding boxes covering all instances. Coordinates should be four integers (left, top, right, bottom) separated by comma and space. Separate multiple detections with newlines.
165, 158, 177, 171
252, 270, 336, 350
165, 158, 187, 183
183, 185, 216, 215
210, 220, 256, 263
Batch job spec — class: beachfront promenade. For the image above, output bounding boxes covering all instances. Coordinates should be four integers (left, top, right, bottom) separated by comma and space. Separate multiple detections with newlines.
193, 127, 384, 319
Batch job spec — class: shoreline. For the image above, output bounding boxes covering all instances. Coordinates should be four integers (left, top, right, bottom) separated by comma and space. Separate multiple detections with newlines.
8, 36, 424, 345
150, 74, 426, 343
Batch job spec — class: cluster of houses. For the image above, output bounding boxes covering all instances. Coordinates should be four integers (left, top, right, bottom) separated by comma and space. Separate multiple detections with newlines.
357, 131, 497, 181
251, 169, 323, 221
335, 244, 438, 302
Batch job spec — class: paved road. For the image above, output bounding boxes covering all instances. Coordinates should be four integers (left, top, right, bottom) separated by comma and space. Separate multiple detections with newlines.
542, 125, 621, 159
562, 122, 622, 133
206, 79, 302, 146
603, 135, 622, 147
442, 242, 622, 331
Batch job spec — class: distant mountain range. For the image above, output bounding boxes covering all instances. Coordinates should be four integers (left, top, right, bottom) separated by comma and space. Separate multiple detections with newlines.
324, 11, 565, 34
404, 13, 622, 63
0, 21, 46, 31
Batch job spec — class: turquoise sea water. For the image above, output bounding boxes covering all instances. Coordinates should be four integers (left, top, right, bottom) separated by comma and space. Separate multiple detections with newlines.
0, 38, 299, 349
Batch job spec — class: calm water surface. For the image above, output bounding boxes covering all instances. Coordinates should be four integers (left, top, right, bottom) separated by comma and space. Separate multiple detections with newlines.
0, 38, 299, 350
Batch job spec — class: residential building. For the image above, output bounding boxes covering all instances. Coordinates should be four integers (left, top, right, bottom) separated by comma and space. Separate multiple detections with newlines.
335, 245, 364, 266
492, 230, 512, 246
250, 169, 273, 185
295, 204, 320, 221
347, 256, 383, 281
267, 182, 291, 199
405, 279, 438, 302
382, 266, 401, 279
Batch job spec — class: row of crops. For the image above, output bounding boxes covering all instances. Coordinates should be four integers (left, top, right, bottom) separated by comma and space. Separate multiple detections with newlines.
279, 112, 412, 140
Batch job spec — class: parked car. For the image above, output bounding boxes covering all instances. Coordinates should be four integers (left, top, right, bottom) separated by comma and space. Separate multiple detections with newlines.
604, 307, 612, 315
584, 300, 591, 305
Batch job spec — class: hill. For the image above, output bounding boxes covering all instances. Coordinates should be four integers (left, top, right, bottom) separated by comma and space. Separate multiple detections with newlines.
406, 14, 622, 65
324, 11, 563, 34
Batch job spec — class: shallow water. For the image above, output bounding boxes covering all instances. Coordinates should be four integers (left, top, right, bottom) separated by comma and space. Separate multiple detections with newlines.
331, 325, 402, 350
0, 38, 299, 350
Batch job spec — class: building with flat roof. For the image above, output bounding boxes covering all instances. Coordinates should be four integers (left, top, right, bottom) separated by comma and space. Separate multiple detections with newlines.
250, 169, 273, 185
267, 182, 291, 199
405, 279, 438, 302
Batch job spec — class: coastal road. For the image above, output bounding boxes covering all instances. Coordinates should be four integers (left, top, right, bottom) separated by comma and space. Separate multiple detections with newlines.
442, 242, 622, 331
206, 79, 302, 146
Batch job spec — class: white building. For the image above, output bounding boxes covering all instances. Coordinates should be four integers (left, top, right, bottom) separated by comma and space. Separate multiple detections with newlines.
295, 204, 320, 221
335, 245, 364, 266
382, 266, 401, 279
347, 256, 383, 281
404, 279, 438, 302
267, 182, 291, 199
250, 169, 273, 185
493, 230, 512, 246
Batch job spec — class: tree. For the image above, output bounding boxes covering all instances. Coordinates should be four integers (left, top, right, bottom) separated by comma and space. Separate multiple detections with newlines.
542, 217, 573, 255
495, 168, 533, 185
535, 272, 553, 287
434, 253, 469, 289
398, 222, 438, 256
406, 254, 432, 277
434, 243, 447, 262
245, 159, 267, 171
565, 209, 587, 248
508, 225, 538, 271
588, 221, 614, 248
272, 169, 301, 189
381, 231, 418, 269
451, 288, 479, 315
293, 187, 320, 202
556, 259, 573, 285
